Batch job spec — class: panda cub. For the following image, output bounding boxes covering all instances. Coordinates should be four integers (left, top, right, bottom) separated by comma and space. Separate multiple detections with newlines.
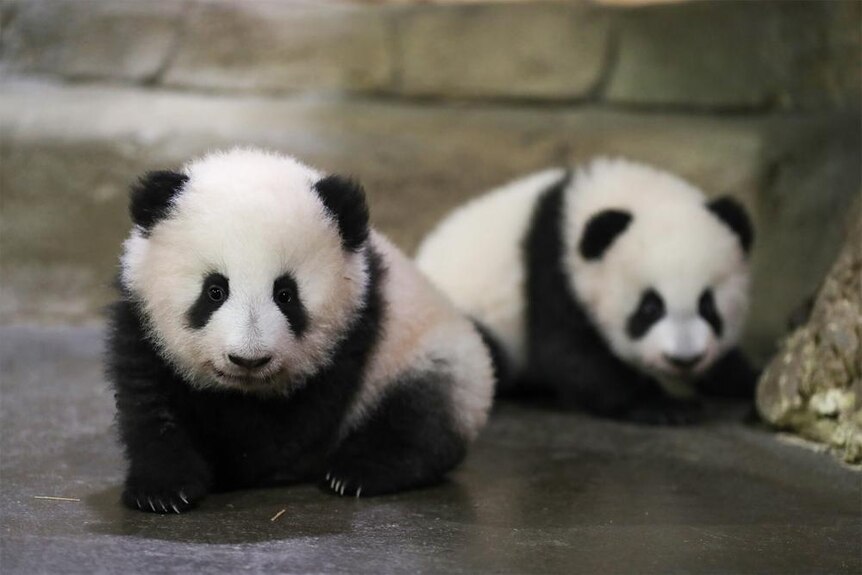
108, 149, 494, 513
416, 158, 756, 424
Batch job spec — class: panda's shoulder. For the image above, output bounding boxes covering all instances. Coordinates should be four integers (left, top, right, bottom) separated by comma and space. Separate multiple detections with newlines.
367, 233, 481, 378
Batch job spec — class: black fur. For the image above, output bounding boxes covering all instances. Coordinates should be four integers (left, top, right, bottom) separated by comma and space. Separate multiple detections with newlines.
273, 273, 308, 337
626, 289, 665, 340
108, 245, 469, 512
698, 289, 723, 337
695, 348, 759, 398
313, 175, 370, 252
321, 371, 466, 497
186, 273, 229, 330
579, 209, 632, 260
518, 173, 758, 425
706, 196, 754, 255
130, 171, 188, 234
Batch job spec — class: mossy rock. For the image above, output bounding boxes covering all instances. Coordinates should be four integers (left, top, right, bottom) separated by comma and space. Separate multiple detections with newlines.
757, 210, 862, 463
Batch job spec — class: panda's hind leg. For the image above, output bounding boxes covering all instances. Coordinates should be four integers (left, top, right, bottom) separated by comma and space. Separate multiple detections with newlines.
321, 372, 467, 498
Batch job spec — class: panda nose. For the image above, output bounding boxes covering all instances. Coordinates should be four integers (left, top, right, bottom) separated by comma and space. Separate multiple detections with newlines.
663, 353, 703, 370
228, 354, 272, 370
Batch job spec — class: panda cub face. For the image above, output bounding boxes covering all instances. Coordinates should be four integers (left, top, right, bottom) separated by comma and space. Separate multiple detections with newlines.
120, 149, 370, 394
617, 256, 747, 381
566, 159, 753, 384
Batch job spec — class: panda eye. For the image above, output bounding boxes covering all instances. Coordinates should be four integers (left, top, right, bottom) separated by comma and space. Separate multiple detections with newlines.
626, 288, 665, 339
699, 288, 724, 336
639, 289, 664, 319
208, 285, 225, 302
699, 289, 716, 315
276, 288, 293, 304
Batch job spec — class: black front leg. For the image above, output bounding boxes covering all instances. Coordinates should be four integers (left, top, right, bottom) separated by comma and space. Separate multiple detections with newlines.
696, 348, 759, 399
624, 395, 703, 426
320, 373, 467, 498
108, 301, 212, 514
116, 385, 212, 514
529, 336, 702, 425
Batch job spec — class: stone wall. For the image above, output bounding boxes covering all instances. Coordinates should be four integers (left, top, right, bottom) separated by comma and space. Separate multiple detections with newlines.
1, 0, 860, 365
4, 1, 859, 109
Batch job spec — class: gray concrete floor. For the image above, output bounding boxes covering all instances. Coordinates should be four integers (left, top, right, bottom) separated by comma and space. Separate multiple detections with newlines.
1, 325, 859, 574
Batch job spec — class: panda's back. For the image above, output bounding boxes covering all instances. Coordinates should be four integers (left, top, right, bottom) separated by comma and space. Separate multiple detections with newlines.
345, 232, 494, 441
415, 168, 566, 371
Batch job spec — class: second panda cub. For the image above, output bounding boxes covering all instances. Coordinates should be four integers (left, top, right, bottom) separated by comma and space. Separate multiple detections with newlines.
416, 159, 757, 424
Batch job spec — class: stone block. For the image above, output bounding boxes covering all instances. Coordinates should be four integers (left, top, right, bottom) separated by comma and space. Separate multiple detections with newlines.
162, 1, 393, 94
1, 0, 187, 82
606, 0, 862, 111
397, 3, 609, 99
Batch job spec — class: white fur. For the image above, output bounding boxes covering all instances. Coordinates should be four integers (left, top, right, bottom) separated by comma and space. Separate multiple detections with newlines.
121, 148, 493, 438
346, 232, 494, 440
415, 169, 567, 372
416, 158, 750, 390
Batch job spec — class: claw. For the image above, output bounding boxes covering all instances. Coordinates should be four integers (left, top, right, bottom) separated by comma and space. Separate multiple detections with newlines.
158, 500, 167, 513
171, 503, 181, 514
325, 472, 331, 481
356, 486, 362, 499
135, 497, 142, 509
148, 497, 155, 512
178, 491, 189, 505
339, 482, 345, 496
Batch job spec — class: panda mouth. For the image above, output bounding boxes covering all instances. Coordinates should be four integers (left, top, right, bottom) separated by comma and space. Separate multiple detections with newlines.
212, 367, 279, 386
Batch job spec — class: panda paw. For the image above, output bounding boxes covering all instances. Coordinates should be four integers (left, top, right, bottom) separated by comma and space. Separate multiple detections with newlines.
626, 399, 703, 426
320, 471, 364, 498
122, 476, 207, 514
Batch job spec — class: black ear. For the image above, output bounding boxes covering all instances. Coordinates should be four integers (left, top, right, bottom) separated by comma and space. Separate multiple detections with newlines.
579, 209, 632, 260
130, 170, 188, 234
707, 196, 754, 255
313, 175, 370, 251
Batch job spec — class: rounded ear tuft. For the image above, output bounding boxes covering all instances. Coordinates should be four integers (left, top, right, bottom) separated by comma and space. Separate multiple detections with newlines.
579, 209, 633, 260
130, 171, 188, 234
314, 175, 370, 251
706, 196, 754, 255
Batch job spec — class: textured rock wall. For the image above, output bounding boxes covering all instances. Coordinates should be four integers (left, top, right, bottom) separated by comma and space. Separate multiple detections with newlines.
757, 214, 862, 463
3, 1, 859, 108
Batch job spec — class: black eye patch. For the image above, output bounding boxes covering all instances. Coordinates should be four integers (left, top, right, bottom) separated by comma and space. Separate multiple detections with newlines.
579, 209, 633, 260
698, 289, 723, 336
626, 288, 665, 340
273, 274, 308, 337
186, 273, 229, 330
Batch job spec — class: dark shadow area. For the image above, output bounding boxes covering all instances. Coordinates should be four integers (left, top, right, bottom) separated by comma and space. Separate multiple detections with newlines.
84, 479, 475, 546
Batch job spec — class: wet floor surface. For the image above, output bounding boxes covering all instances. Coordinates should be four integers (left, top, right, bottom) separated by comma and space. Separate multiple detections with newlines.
1, 325, 859, 574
